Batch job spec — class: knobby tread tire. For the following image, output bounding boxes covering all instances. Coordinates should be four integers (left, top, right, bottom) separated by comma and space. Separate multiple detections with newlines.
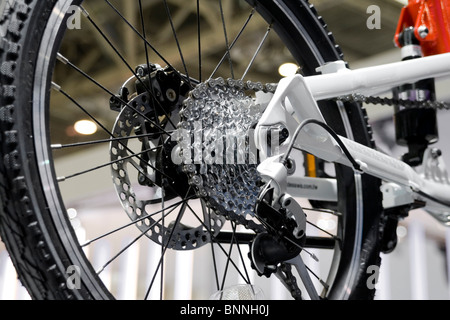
0, 0, 90, 300
0, 0, 385, 300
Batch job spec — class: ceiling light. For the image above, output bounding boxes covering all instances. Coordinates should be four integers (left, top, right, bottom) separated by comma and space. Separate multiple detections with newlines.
74, 120, 97, 135
67, 208, 78, 219
278, 63, 299, 77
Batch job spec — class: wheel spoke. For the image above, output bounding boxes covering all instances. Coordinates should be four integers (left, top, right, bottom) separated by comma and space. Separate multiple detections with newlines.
138, 0, 159, 121
184, 202, 255, 286
303, 207, 342, 217
144, 202, 185, 300
56, 145, 159, 182
81, 195, 196, 247
138, 0, 152, 77
51, 82, 115, 138
95, 186, 193, 281
159, 185, 167, 300
218, 0, 234, 79
307, 220, 340, 240
208, 8, 255, 80
56, 53, 171, 136
26, 0, 357, 300
101, 0, 192, 87
82, 4, 179, 128
241, 25, 271, 80
196, 0, 202, 82
231, 223, 252, 285
304, 264, 330, 293
51, 133, 166, 150
96, 211, 172, 275
219, 227, 235, 290
207, 207, 221, 291
162, 0, 192, 87
52, 83, 173, 182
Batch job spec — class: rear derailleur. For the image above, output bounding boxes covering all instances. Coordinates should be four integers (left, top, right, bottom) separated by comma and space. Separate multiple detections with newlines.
249, 155, 322, 299
250, 186, 306, 277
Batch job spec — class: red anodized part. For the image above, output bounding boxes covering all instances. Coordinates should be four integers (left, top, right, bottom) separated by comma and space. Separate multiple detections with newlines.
394, 0, 450, 56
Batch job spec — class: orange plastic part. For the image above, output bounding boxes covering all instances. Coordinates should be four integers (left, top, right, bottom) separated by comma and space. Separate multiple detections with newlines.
394, 0, 450, 56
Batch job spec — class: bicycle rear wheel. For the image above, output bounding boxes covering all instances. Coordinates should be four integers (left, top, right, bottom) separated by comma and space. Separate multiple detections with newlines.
0, 0, 383, 299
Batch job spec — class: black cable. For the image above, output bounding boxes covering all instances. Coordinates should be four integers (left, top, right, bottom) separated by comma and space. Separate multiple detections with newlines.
416, 190, 450, 208
281, 118, 362, 173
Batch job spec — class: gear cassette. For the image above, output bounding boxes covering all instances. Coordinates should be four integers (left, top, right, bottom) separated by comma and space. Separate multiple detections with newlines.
176, 77, 274, 231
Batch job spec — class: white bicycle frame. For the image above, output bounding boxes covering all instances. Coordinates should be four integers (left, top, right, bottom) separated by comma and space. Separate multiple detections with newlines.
255, 52, 450, 226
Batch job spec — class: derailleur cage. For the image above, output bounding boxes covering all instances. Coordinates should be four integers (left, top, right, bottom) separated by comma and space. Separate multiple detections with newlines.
250, 186, 307, 277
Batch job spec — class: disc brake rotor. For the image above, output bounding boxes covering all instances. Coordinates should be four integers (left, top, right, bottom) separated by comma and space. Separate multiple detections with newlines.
109, 69, 225, 250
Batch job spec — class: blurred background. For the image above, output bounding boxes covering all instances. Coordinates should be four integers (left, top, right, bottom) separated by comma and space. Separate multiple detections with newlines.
1, 0, 450, 300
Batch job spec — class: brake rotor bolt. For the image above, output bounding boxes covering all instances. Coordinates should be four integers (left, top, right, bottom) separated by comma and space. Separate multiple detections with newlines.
166, 88, 177, 102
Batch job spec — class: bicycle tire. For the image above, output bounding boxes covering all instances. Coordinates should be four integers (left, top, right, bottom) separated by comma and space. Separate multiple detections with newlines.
0, 0, 384, 300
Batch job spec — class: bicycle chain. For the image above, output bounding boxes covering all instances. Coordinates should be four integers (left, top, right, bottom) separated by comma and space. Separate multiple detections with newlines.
336, 93, 450, 110
278, 263, 303, 300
